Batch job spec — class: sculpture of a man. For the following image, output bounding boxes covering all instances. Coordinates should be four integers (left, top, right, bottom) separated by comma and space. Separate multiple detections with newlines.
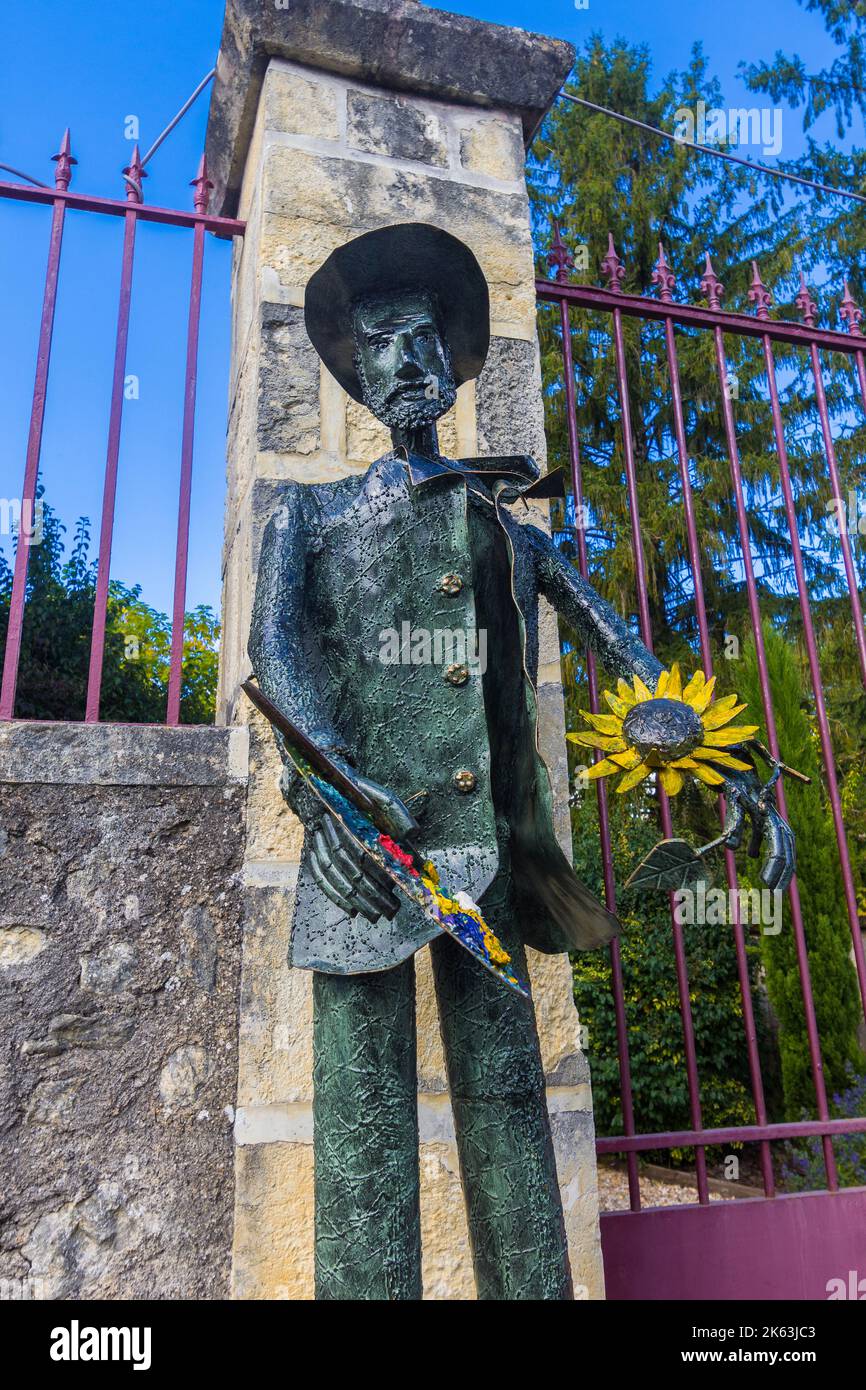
249, 223, 794, 1300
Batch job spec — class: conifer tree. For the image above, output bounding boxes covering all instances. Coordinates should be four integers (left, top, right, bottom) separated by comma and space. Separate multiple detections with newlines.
737, 622, 862, 1116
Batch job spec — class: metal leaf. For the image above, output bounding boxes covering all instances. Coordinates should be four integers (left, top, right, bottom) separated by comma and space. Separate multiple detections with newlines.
624, 838, 714, 894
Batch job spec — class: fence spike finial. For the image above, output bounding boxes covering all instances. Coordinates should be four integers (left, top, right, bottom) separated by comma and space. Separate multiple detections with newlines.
748, 260, 772, 320
652, 242, 677, 303
51, 128, 76, 192
191, 152, 213, 215
795, 269, 818, 328
700, 252, 724, 310
840, 280, 864, 336
122, 143, 146, 204
601, 232, 625, 293
548, 218, 574, 284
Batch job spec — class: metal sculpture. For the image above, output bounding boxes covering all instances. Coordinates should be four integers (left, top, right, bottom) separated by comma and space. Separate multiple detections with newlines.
248, 222, 796, 1299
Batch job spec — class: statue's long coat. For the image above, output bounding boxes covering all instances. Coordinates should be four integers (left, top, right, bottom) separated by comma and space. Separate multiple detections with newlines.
249, 451, 656, 974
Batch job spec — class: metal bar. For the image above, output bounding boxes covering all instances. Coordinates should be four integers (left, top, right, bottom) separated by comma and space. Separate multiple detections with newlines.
597, 1115, 866, 1154
84, 152, 142, 723
760, 330, 866, 1020
0, 133, 73, 721
536, 278, 866, 356
703, 270, 838, 1189
140, 68, 217, 169
166, 158, 210, 725
557, 90, 866, 208
602, 238, 710, 1202
855, 348, 866, 417
557, 294, 641, 1210
0, 163, 50, 188
0, 178, 244, 237
808, 341, 866, 688
657, 283, 775, 1196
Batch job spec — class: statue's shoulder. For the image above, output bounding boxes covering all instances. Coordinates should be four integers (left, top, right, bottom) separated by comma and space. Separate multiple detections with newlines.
266, 455, 399, 535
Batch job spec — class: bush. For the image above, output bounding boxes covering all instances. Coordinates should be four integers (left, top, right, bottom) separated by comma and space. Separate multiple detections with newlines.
782, 1067, 866, 1191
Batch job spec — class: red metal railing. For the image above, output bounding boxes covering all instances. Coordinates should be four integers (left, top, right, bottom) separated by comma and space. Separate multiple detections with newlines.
539, 227, 866, 1205
0, 132, 245, 725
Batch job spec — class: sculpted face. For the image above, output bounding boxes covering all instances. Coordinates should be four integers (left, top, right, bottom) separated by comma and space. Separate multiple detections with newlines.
352, 289, 457, 431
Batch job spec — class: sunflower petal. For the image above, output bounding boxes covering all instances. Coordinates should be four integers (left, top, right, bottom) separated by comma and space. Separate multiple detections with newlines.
568, 731, 627, 752
611, 748, 643, 769
655, 670, 670, 698
700, 725, 759, 747
682, 670, 706, 706
582, 711, 624, 735
690, 675, 717, 713
701, 700, 748, 730
632, 675, 653, 703
697, 750, 754, 771
690, 761, 726, 786
604, 690, 633, 719
583, 758, 620, 780
659, 765, 685, 796
616, 760, 652, 793
665, 663, 683, 701
616, 679, 638, 707
709, 692, 742, 713
670, 756, 700, 769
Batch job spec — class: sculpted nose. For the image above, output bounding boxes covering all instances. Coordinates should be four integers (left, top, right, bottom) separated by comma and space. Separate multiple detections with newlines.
394, 333, 423, 379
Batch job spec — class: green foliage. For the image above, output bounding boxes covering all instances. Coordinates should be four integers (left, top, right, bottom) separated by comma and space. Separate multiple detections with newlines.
740, 0, 866, 267
783, 1066, 866, 1191
530, 36, 846, 657
570, 767, 758, 1151
736, 623, 862, 1117
0, 489, 218, 724
533, 25, 866, 1160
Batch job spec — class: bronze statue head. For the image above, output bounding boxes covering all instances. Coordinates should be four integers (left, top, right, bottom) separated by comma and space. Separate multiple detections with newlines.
304, 223, 490, 411
351, 287, 457, 431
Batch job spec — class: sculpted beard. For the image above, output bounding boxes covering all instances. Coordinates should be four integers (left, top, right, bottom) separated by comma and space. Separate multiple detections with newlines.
355, 340, 458, 431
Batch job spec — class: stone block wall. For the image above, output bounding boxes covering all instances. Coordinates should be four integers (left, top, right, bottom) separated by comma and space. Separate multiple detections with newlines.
0, 724, 247, 1299
2, 5, 606, 1302
219, 54, 605, 1300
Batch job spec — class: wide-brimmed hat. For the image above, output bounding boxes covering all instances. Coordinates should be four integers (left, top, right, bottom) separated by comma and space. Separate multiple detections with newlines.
304, 223, 490, 402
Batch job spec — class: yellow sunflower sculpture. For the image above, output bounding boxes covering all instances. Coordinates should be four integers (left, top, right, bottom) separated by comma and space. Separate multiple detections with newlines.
567, 664, 758, 798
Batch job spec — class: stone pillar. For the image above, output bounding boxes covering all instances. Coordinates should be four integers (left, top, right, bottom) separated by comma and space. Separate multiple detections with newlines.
206, 0, 605, 1299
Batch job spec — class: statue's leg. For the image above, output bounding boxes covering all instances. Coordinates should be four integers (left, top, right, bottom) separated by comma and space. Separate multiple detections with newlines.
430, 872, 573, 1300
313, 958, 421, 1299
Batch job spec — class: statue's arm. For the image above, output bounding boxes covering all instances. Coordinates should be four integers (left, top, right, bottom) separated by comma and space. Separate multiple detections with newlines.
526, 521, 795, 891
248, 487, 416, 921
249, 486, 349, 757
525, 522, 663, 687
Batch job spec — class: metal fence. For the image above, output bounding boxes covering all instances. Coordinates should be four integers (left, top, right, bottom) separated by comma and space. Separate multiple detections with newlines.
538, 226, 866, 1205
3, 125, 864, 1207
0, 132, 245, 726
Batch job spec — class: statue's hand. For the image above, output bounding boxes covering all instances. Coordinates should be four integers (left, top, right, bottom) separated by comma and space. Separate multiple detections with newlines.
309, 811, 403, 923
307, 760, 420, 924
721, 766, 796, 894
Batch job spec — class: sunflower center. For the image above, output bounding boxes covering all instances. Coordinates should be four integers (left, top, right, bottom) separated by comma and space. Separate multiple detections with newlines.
622, 697, 703, 766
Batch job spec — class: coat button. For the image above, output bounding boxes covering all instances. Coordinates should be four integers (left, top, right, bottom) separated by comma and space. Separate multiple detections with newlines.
438, 572, 463, 595
452, 769, 477, 793
444, 663, 469, 686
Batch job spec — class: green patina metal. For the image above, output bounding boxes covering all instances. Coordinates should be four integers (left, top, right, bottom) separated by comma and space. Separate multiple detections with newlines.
248, 223, 794, 1299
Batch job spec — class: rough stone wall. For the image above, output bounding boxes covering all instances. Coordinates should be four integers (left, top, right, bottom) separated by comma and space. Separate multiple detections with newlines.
0, 724, 247, 1299
222, 56, 605, 1300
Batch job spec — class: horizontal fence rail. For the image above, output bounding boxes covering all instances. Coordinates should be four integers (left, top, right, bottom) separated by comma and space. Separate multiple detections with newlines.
0, 131, 245, 726
539, 225, 866, 1208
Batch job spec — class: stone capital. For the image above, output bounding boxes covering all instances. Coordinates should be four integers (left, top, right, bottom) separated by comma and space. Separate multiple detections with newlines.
205, 0, 574, 215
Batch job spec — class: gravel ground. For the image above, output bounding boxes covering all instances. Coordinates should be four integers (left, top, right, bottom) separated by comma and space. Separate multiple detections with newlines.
598, 1165, 737, 1210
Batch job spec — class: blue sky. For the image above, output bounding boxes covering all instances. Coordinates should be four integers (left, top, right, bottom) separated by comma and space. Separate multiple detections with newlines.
0, 0, 848, 617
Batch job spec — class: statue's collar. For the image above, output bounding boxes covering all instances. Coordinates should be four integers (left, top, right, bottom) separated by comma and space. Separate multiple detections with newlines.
392, 449, 564, 502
